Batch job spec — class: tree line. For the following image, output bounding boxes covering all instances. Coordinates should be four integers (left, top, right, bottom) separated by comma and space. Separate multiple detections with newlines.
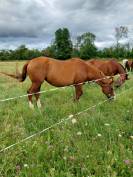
0, 26, 132, 61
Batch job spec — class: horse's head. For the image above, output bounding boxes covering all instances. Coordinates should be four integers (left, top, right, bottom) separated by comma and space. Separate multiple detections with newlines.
114, 63, 129, 88
114, 73, 129, 88
98, 77, 115, 100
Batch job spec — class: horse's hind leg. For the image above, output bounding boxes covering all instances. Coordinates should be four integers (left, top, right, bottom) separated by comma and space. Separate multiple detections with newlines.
27, 82, 42, 109
74, 84, 83, 101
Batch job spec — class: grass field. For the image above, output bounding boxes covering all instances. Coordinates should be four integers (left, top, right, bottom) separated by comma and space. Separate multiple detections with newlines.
0, 61, 133, 177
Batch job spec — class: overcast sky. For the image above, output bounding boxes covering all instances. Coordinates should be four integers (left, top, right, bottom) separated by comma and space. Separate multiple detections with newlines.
0, 0, 133, 50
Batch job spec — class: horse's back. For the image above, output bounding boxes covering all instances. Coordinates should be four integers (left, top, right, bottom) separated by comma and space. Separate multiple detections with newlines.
87, 59, 119, 75
27, 57, 90, 86
47, 58, 89, 85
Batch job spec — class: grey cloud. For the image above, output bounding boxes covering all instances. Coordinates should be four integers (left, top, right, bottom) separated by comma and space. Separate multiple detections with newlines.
0, 0, 54, 37
0, 0, 132, 49
89, 0, 118, 12
0, 37, 49, 49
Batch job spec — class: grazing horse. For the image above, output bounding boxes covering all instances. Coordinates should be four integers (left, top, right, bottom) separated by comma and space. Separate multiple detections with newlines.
86, 59, 128, 87
123, 59, 133, 72
1, 57, 115, 109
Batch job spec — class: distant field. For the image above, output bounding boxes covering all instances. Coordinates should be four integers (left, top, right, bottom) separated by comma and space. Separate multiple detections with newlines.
0, 61, 133, 177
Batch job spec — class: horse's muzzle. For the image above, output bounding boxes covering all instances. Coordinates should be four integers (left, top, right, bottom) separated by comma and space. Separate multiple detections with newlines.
107, 95, 116, 101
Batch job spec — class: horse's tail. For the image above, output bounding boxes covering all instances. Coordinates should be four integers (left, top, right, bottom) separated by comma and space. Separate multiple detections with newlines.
0, 62, 29, 82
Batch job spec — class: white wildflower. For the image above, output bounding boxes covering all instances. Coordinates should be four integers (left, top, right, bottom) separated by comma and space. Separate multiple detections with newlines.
104, 123, 110, 126
64, 146, 68, 152
107, 151, 112, 155
63, 156, 67, 160
71, 118, 77, 124
118, 134, 122, 137
85, 123, 88, 126
69, 114, 74, 118
24, 164, 28, 168
130, 136, 133, 139
77, 131, 82, 136
97, 133, 102, 137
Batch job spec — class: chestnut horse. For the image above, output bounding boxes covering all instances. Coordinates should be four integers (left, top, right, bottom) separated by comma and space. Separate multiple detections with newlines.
123, 59, 133, 72
1, 57, 115, 109
87, 59, 128, 87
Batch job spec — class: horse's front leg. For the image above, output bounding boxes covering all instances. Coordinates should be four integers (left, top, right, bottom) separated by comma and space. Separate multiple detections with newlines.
34, 84, 42, 109
74, 84, 83, 101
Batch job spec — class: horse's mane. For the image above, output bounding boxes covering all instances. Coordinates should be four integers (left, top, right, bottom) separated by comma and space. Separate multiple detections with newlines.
118, 63, 126, 72
118, 62, 129, 80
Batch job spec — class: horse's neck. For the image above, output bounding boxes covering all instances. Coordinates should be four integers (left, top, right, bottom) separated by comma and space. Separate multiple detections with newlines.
93, 70, 112, 87
87, 64, 107, 85
91, 71, 105, 84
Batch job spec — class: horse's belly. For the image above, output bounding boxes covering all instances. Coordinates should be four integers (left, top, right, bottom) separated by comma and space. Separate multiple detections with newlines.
46, 64, 87, 87
46, 76, 74, 87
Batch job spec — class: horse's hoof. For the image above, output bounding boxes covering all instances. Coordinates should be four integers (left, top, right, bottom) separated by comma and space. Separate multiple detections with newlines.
108, 95, 116, 101
73, 98, 79, 102
29, 102, 34, 110
37, 99, 42, 109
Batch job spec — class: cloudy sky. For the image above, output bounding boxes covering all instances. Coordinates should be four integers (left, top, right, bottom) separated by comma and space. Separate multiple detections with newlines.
0, 0, 133, 50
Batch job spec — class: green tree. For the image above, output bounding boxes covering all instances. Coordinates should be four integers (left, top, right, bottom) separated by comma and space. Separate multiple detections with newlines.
72, 48, 80, 57
54, 28, 73, 59
115, 26, 128, 48
76, 32, 97, 59
42, 44, 56, 58
114, 26, 129, 59
80, 44, 97, 59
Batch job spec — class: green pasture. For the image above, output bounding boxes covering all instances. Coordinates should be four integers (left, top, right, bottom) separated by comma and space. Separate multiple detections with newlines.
0, 61, 133, 177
